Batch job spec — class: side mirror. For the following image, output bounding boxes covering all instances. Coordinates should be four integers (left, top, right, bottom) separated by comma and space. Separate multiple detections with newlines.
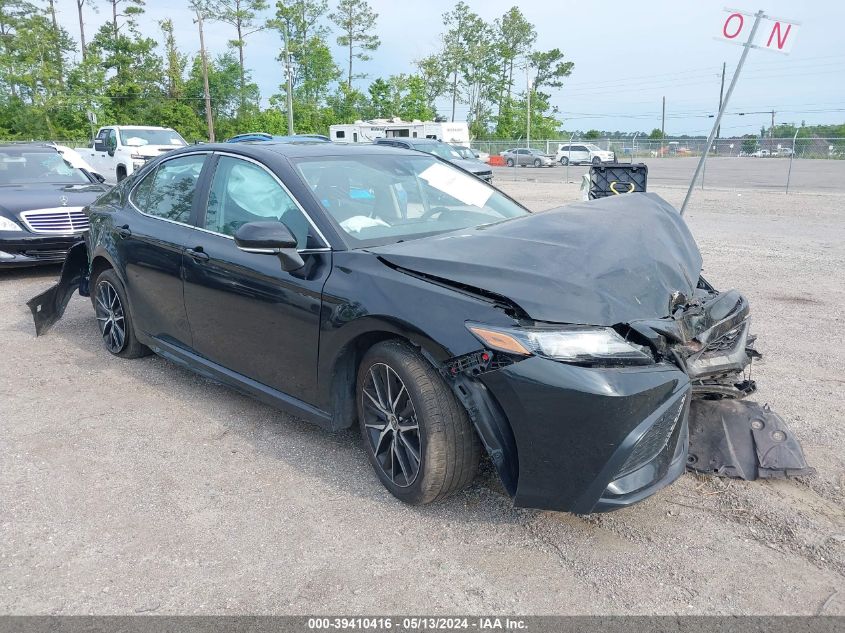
234, 221, 305, 271
92, 172, 106, 184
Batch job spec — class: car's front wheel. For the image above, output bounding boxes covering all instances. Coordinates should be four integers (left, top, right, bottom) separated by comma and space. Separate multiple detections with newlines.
592, 156, 601, 165
559, 156, 569, 166
357, 340, 481, 505
91, 269, 151, 358
533, 158, 542, 167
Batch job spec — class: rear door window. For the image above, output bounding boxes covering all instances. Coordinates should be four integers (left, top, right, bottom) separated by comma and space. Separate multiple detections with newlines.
132, 154, 206, 224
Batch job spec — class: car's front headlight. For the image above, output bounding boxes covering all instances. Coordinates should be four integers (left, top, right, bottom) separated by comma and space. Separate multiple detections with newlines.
0, 216, 23, 232
467, 323, 654, 366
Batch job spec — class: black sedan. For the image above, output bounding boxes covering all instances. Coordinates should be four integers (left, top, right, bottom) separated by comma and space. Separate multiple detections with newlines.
30, 142, 809, 513
0, 143, 109, 267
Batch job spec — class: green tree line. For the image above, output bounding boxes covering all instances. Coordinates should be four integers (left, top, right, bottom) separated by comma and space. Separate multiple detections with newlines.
0, 0, 573, 142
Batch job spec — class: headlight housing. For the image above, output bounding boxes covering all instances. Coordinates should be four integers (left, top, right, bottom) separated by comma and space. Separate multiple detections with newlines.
467, 323, 654, 366
0, 216, 23, 232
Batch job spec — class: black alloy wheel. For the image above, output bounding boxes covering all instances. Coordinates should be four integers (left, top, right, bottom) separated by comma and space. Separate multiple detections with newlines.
357, 340, 481, 505
95, 279, 126, 354
361, 362, 421, 487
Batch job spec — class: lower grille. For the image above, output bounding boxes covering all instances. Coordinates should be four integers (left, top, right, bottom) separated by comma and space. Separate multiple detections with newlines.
20, 207, 89, 234
617, 393, 687, 476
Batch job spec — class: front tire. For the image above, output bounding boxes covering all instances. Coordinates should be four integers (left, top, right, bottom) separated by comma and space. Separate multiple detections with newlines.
91, 269, 150, 359
559, 156, 569, 166
533, 158, 542, 167
357, 340, 481, 505
591, 156, 601, 165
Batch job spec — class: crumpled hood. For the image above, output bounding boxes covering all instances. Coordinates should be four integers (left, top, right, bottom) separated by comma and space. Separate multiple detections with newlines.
371, 192, 702, 326
0, 183, 107, 217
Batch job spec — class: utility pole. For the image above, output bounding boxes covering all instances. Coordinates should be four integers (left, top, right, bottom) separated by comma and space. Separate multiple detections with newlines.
716, 62, 726, 139
526, 66, 532, 148
661, 96, 666, 155
283, 25, 294, 135
194, 8, 215, 142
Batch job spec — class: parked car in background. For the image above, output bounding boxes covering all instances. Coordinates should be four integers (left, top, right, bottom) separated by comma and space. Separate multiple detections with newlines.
373, 138, 493, 182
451, 145, 490, 162
226, 132, 331, 143
76, 125, 187, 183
555, 143, 615, 166
750, 149, 771, 158
502, 148, 554, 167
31, 141, 807, 513
0, 143, 109, 267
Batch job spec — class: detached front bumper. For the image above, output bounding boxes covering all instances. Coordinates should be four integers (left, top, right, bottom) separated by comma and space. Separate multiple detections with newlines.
477, 357, 691, 514
0, 231, 81, 267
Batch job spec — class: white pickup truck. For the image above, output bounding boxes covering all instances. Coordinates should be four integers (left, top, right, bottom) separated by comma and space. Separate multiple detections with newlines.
76, 125, 188, 183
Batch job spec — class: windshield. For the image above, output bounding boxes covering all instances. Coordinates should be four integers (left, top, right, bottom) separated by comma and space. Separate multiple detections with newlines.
586, 144, 602, 151
0, 151, 90, 185
295, 154, 528, 247
418, 143, 461, 160
119, 128, 187, 147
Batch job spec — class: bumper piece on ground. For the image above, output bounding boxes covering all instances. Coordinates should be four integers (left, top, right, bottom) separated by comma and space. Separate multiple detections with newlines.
687, 399, 813, 480
26, 241, 89, 336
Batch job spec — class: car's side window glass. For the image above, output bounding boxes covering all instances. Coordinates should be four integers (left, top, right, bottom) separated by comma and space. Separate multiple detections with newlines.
129, 167, 156, 210
139, 154, 205, 223
205, 156, 312, 249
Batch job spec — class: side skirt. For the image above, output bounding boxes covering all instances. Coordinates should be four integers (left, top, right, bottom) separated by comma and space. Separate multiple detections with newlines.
144, 335, 334, 430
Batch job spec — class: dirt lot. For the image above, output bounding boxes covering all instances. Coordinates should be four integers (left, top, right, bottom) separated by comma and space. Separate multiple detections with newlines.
1, 183, 843, 615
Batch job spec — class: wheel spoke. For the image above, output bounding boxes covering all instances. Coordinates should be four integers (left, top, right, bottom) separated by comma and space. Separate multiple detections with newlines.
369, 367, 389, 410
391, 383, 406, 413
397, 421, 418, 434
398, 432, 420, 466
384, 365, 392, 410
394, 438, 412, 483
363, 388, 389, 416
372, 425, 392, 458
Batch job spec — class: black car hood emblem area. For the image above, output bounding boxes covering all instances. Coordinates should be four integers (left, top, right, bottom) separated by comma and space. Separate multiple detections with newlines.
373, 193, 702, 326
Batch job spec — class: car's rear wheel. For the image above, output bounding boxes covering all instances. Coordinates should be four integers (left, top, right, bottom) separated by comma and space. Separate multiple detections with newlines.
506, 158, 515, 167
357, 340, 481, 505
91, 269, 150, 358
559, 156, 569, 166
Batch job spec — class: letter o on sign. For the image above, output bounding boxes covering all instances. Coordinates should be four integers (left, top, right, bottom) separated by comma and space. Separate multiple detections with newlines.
723, 12, 744, 39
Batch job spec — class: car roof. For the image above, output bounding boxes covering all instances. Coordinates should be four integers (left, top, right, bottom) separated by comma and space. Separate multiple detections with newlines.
0, 143, 59, 153
375, 138, 442, 145
178, 141, 416, 159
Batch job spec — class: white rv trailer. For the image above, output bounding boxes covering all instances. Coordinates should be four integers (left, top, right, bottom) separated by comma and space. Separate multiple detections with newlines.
329, 118, 470, 145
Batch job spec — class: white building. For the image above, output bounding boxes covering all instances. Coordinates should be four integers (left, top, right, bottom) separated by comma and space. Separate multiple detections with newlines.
329, 118, 470, 145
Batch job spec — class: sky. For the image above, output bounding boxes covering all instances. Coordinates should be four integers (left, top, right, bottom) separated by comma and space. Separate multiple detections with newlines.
53, 0, 845, 136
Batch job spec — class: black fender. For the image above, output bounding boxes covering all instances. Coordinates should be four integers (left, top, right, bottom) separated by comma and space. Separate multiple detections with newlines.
27, 240, 89, 336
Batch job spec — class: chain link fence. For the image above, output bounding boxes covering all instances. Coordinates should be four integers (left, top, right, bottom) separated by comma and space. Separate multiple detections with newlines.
471, 137, 845, 161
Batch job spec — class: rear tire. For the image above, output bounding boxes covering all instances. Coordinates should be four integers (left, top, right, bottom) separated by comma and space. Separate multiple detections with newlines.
506, 158, 515, 167
357, 340, 481, 505
91, 268, 151, 359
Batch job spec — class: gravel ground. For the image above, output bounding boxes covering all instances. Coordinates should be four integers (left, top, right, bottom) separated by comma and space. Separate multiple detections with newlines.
1, 182, 843, 615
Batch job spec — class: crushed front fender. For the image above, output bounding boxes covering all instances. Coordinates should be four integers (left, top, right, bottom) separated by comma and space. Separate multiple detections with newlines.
26, 240, 89, 336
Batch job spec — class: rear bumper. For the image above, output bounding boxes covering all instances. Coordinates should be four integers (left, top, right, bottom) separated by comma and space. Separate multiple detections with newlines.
0, 231, 82, 267
478, 356, 691, 514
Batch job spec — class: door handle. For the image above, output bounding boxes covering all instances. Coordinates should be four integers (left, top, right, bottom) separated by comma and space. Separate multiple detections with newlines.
115, 224, 131, 238
187, 247, 209, 262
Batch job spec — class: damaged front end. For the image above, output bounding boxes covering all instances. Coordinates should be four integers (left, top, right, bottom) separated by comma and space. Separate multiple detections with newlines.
630, 280, 812, 481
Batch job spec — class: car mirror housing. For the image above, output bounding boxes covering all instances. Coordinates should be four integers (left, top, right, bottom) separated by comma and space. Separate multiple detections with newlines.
233, 221, 305, 271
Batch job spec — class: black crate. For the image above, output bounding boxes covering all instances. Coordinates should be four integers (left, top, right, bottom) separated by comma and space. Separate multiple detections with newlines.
588, 163, 648, 199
